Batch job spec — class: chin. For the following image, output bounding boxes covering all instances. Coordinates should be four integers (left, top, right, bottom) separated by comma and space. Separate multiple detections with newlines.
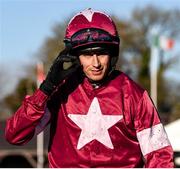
88, 75, 104, 82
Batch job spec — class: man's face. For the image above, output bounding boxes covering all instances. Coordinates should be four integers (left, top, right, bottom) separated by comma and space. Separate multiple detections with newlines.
79, 51, 110, 82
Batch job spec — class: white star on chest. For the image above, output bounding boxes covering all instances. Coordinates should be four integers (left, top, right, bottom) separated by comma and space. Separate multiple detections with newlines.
68, 97, 123, 149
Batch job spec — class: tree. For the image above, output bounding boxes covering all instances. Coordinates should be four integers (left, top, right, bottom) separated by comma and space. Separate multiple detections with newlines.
3, 78, 36, 114
38, 23, 67, 73
113, 6, 180, 121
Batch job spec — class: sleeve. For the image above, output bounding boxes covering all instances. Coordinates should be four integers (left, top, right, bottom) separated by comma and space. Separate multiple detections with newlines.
5, 89, 51, 145
134, 91, 174, 168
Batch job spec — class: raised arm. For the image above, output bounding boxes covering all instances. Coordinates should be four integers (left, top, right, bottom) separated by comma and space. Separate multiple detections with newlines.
5, 47, 80, 145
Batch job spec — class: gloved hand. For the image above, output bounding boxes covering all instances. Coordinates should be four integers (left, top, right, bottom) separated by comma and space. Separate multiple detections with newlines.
40, 48, 80, 96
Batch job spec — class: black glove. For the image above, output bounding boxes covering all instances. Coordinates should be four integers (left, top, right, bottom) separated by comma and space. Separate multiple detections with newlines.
40, 48, 80, 95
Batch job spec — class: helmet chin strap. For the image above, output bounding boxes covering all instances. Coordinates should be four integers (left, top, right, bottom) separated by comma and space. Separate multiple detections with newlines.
87, 66, 115, 88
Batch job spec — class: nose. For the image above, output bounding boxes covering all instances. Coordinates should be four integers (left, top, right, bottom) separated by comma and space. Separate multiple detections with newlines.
92, 54, 100, 67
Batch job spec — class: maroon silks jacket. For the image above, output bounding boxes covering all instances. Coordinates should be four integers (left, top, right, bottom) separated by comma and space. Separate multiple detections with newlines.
5, 71, 174, 168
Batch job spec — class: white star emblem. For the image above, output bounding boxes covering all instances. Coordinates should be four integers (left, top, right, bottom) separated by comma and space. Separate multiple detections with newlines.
68, 97, 123, 149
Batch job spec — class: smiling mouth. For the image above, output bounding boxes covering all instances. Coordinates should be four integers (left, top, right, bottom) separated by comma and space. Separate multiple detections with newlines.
91, 69, 103, 75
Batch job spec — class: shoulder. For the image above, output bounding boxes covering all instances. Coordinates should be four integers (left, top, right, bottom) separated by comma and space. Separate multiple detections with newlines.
110, 70, 145, 99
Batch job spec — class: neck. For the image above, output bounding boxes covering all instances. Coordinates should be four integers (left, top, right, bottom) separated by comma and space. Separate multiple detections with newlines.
88, 69, 114, 88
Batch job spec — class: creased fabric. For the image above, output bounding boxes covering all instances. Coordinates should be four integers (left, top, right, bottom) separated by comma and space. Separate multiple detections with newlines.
5, 71, 174, 168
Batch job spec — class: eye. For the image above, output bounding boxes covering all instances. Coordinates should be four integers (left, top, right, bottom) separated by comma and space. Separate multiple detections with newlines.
84, 55, 94, 59
80, 54, 92, 59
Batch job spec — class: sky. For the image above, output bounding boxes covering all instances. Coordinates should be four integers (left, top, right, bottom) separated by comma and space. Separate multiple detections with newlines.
0, 0, 180, 98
